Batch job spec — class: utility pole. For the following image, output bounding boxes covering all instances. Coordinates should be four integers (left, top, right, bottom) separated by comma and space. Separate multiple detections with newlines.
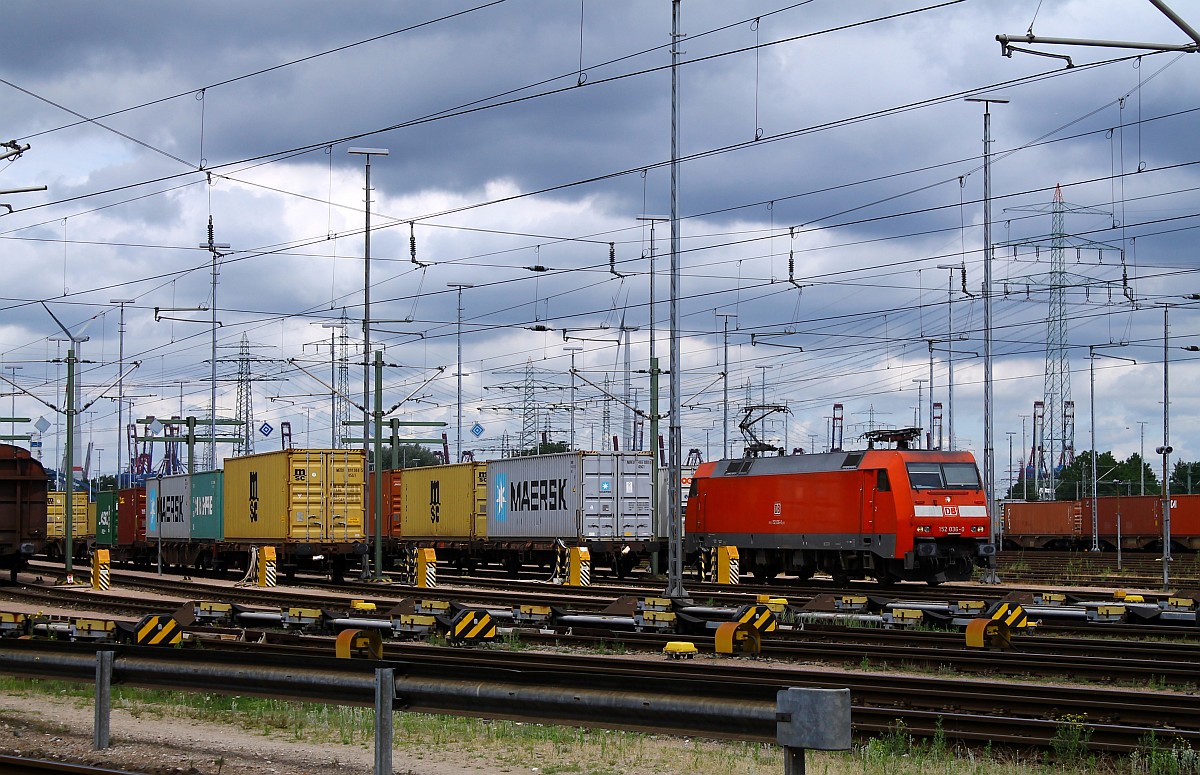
199, 217, 229, 471
966, 96, 1006, 584
1137, 420, 1148, 495
715, 314, 736, 459
1159, 306, 1173, 593
110, 299, 134, 486
348, 147, 388, 463
666, 0, 685, 599
449, 283, 473, 462
638, 214, 668, 529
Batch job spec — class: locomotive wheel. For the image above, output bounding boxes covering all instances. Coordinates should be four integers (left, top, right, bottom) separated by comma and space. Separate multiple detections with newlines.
875, 571, 898, 586
752, 565, 779, 582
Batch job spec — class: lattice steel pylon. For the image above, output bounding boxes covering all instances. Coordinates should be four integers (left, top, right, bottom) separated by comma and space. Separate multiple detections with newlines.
233, 333, 255, 457
334, 310, 353, 448
601, 374, 612, 448
1004, 184, 1122, 498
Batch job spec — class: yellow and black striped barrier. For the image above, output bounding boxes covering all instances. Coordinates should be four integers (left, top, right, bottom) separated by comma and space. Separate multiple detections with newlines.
446, 608, 496, 645
134, 615, 181, 647
989, 601, 1030, 629
734, 603, 778, 633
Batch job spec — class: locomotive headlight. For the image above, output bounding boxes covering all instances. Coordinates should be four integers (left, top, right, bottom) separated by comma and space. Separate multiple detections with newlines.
971, 525, 986, 533
916, 525, 931, 533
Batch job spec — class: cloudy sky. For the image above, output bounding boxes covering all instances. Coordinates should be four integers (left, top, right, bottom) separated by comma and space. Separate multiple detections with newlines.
1, 0, 1198, 492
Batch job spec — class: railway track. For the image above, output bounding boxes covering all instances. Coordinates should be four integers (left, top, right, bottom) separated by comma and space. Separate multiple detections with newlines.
0, 756, 139, 774
6, 566, 1197, 687
997, 550, 1200, 587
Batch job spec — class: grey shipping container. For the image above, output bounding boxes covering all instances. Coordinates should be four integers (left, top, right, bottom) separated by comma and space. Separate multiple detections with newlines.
486, 452, 654, 543
156, 474, 191, 540
149, 473, 225, 541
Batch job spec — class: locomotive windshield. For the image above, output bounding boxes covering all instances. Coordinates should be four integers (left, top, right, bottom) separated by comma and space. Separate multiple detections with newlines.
907, 462, 981, 490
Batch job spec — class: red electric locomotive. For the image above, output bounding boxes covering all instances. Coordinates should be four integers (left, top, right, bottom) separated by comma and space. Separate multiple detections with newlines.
685, 430, 995, 584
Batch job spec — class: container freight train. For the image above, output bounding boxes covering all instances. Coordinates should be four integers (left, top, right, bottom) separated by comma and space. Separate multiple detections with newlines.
685, 444, 996, 585
0, 444, 48, 580
371, 451, 655, 577
94, 449, 368, 579
1002, 494, 1200, 552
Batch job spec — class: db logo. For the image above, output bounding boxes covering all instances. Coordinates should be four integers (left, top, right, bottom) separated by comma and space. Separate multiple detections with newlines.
942, 505, 959, 517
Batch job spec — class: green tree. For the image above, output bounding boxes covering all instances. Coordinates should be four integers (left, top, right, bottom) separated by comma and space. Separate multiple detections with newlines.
1171, 460, 1200, 494
520, 440, 568, 457
373, 444, 442, 471
1006, 450, 1159, 501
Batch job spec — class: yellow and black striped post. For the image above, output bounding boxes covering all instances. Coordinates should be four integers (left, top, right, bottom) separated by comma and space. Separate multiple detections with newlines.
551, 542, 568, 584
567, 546, 591, 587
91, 549, 111, 592
416, 548, 437, 589
715, 545, 740, 585
257, 546, 277, 588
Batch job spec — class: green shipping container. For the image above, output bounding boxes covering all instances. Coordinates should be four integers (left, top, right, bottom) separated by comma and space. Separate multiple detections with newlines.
189, 471, 224, 541
95, 490, 118, 546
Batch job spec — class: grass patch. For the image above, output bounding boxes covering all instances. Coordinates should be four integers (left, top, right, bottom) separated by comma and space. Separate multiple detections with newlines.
0, 674, 1165, 774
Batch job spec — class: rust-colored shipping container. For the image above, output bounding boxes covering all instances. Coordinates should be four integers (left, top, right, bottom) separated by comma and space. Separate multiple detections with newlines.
400, 462, 486, 541
1083, 493, 1200, 550
1002, 500, 1081, 548
116, 487, 146, 545
46, 491, 93, 539
1003, 494, 1200, 550
366, 470, 403, 539
223, 449, 365, 543
0, 444, 48, 570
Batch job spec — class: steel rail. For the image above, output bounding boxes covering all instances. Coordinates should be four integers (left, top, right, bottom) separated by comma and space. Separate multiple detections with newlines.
0, 637, 1189, 753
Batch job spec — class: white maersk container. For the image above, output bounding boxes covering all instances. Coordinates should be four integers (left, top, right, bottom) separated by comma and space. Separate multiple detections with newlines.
486, 452, 654, 544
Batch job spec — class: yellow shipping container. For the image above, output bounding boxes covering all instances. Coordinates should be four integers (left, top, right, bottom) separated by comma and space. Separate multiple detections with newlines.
46, 491, 94, 538
223, 449, 365, 543
399, 462, 487, 541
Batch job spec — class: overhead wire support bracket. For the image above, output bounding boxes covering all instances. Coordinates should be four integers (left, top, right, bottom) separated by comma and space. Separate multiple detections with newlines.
409, 222, 428, 268
609, 242, 626, 278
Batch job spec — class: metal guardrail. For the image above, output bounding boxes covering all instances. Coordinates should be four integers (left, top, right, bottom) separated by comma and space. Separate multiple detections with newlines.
0, 641, 849, 775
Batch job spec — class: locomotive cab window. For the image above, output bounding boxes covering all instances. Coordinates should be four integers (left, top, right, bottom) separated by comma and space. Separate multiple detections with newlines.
906, 463, 943, 489
942, 463, 981, 489
907, 462, 982, 490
